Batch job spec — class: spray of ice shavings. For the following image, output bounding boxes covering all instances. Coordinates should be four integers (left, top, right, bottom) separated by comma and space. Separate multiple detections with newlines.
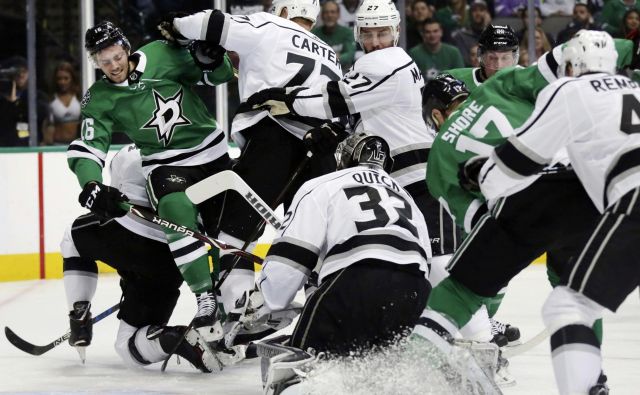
286, 338, 468, 395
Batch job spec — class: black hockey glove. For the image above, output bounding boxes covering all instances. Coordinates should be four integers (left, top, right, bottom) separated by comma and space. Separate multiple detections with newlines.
458, 156, 488, 192
78, 181, 129, 219
303, 122, 348, 155
157, 12, 191, 47
245, 87, 305, 116
189, 40, 226, 72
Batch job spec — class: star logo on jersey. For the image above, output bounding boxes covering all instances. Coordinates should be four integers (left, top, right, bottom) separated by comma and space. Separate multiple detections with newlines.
143, 88, 191, 146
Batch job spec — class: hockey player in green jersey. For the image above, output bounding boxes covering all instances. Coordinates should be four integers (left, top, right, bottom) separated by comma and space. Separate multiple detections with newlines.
421, 34, 618, 387
68, 21, 234, 346
447, 24, 520, 93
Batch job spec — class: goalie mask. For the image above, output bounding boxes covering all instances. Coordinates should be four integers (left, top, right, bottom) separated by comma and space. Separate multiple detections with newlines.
85, 21, 130, 56
354, 0, 400, 51
422, 74, 470, 131
335, 132, 394, 173
271, 0, 321, 25
561, 29, 617, 77
478, 25, 519, 74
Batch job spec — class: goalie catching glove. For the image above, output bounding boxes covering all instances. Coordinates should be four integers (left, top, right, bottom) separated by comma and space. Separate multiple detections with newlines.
303, 122, 349, 155
157, 12, 191, 47
245, 87, 306, 116
459, 156, 488, 193
79, 181, 129, 219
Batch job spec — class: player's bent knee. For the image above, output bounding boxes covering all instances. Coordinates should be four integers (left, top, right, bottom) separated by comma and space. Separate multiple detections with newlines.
115, 320, 142, 367
60, 225, 80, 259
542, 286, 604, 335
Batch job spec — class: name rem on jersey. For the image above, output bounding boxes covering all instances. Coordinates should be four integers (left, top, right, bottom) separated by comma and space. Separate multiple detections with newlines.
440, 100, 484, 143
590, 76, 640, 92
291, 34, 340, 67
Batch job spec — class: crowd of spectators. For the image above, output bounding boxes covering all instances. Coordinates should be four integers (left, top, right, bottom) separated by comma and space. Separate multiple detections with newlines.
3, 0, 640, 146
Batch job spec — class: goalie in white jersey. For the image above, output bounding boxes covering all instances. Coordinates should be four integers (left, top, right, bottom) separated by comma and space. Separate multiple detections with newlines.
479, 30, 640, 395
246, 0, 460, 258
259, 132, 431, 356
159, 0, 345, 317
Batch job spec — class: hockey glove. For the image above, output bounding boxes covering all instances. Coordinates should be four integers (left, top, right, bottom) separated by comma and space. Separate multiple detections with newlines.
188, 40, 226, 72
78, 181, 129, 219
303, 122, 348, 155
458, 156, 488, 193
157, 12, 191, 47
245, 87, 304, 116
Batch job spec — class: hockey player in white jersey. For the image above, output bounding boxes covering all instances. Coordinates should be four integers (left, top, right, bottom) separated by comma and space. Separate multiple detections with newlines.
61, 145, 226, 372
158, 0, 345, 321
246, 0, 460, 265
478, 30, 640, 395
260, 132, 431, 355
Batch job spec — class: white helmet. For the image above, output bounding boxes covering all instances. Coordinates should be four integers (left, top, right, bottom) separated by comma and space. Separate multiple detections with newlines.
271, 0, 321, 25
561, 30, 617, 77
354, 0, 401, 49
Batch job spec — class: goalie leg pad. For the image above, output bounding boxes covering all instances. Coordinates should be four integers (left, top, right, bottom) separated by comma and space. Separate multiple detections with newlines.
258, 341, 315, 395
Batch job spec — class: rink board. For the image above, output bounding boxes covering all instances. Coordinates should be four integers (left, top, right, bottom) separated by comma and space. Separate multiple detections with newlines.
0, 147, 545, 282
0, 146, 275, 282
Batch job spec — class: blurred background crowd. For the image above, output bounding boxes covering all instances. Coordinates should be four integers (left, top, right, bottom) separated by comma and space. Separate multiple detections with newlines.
1, 0, 639, 147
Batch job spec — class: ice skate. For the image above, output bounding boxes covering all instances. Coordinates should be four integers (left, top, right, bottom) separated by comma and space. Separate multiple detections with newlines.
158, 325, 223, 373
68, 301, 92, 363
490, 318, 521, 347
193, 291, 224, 345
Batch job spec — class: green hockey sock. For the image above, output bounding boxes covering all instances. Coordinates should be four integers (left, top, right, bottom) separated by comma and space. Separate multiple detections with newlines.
427, 277, 487, 328
158, 192, 212, 294
485, 292, 505, 318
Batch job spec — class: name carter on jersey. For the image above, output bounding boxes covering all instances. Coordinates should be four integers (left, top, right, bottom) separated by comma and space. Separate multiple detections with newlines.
291, 34, 340, 67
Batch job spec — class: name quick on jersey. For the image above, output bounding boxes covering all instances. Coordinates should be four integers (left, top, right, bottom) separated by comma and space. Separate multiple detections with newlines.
292, 35, 340, 67
352, 171, 400, 192
590, 77, 640, 92
440, 100, 484, 143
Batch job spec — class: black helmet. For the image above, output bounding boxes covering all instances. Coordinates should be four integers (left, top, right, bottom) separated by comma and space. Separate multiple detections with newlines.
85, 21, 130, 55
335, 132, 394, 173
422, 73, 469, 130
478, 25, 519, 66
478, 24, 519, 52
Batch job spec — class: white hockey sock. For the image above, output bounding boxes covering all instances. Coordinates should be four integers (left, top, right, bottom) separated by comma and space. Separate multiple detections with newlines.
429, 254, 452, 287
217, 231, 257, 314
550, 324, 601, 395
62, 260, 97, 311
459, 305, 492, 342
115, 321, 168, 367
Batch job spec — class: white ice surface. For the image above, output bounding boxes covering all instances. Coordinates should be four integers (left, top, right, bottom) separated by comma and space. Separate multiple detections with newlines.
0, 265, 638, 394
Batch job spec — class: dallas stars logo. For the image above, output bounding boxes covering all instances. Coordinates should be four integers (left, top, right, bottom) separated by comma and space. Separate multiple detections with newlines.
143, 88, 191, 146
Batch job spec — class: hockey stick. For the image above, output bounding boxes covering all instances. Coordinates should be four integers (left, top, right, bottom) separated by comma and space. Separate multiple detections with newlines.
186, 170, 283, 229
501, 328, 549, 359
214, 151, 312, 287
4, 303, 120, 356
160, 152, 312, 372
122, 203, 263, 264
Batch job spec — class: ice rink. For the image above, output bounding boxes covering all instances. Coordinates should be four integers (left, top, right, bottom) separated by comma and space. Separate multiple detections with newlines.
0, 264, 638, 394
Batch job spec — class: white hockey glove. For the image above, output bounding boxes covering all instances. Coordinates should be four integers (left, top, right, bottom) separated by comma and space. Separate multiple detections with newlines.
224, 288, 302, 348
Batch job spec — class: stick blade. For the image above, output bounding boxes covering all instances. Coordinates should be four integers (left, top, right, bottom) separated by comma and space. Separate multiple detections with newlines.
186, 170, 236, 204
4, 326, 53, 356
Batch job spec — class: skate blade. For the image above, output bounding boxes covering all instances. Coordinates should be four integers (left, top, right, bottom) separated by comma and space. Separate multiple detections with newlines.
75, 346, 87, 364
